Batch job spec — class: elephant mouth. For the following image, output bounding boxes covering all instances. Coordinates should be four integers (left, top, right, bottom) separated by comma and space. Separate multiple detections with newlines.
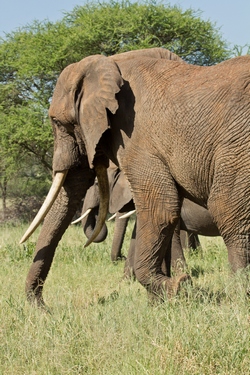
19, 171, 68, 244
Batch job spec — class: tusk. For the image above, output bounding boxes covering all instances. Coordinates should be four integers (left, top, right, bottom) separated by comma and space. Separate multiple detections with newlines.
71, 208, 91, 224
108, 213, 117, 221
119, 210, 136, 219
84, 164, 109, 247
19, 171, 68, 244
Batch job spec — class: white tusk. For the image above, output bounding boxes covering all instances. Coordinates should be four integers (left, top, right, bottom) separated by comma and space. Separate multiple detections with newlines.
71, 208, 92, 224
108, 213, 117, 221
119, 210, 136, 219
19, 171, 68, 244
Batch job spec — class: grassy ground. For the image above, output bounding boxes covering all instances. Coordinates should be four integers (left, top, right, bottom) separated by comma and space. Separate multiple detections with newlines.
0, 220, 249, 375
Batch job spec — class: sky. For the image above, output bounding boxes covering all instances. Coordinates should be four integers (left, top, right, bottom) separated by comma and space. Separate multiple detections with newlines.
1, 0, 250, 51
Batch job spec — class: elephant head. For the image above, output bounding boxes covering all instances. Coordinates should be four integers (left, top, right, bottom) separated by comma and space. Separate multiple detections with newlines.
20, 47, 184, 305
78, 162, 134, 260
20, 54, 123, 248
80, 161, 133, 234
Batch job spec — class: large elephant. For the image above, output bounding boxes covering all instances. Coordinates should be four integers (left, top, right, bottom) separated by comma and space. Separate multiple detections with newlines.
20, 48, 185, 305
78, 164, 220, 265
20, 48, 250, 305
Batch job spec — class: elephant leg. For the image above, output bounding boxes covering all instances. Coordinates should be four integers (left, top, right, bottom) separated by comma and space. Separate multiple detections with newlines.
208, 177, 250, 273
123, 221, 137, 279
170, 223, 187, 274
111, 213, 129, 261
129, 160, 190, 300
187, 231, 201, 249
25, 167, 92, 306
124, 221, 184, 279
180, 231, 201, 249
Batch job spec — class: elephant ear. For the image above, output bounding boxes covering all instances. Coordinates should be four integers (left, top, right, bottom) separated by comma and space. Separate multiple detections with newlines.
109, 169, 133, 214
76, 55, 123, 168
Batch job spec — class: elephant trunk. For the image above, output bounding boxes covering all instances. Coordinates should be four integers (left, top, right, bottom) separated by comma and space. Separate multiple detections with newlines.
84, 164, 109, 247
25, 165, 94, 305
82, 206, 108, 243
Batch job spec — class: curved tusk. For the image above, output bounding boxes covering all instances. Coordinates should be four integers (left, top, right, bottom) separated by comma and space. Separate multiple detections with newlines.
71, 208, 92, 224
108, 213, 117, 221
119, 210, 136, 219
19, 171, 68, 244
84, 164, 109, 247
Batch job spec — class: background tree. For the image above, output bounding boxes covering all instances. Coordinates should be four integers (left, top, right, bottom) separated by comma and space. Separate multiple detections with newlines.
0, 0, 232, 221
64, 0, 230, 65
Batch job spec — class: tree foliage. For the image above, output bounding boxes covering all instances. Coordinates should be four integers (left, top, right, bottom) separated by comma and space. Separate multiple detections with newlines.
64, 0, 229, 65
0, 0, 232, 220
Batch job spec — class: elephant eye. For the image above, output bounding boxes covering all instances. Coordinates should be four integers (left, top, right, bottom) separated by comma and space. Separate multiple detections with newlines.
51, 117, 75, 135
52, 117, 61, 126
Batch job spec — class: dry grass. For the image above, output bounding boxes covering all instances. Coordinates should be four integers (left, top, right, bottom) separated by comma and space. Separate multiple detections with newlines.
0, 221, 249, 375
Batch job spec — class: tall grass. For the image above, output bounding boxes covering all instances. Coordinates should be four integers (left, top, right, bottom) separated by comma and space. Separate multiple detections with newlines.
0, 221, 249, 375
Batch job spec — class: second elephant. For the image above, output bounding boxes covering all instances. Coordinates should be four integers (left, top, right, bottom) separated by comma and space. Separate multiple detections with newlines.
80, 162, 134, 261
79, 165, 220, 269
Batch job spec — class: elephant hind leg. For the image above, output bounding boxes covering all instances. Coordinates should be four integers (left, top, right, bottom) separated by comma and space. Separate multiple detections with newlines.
208, 176, 250, 272
223, 235, 250, 272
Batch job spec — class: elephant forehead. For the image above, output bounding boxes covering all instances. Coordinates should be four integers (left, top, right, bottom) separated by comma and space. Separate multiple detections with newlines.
49, 86, 76, 124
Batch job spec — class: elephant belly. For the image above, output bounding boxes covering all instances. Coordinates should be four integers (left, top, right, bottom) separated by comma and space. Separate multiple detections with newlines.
180, 199, 220, 237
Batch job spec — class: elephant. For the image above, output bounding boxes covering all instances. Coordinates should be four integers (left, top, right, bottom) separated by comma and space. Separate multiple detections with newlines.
123, 197, 221, 278
77, 161, 134, 261
20, 47, 250, 305
78, 164, 220, 266
19, 47, 185, 306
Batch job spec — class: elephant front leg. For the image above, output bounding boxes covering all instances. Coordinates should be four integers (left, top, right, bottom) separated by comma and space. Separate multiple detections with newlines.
130, 163, 190, 300
25, 167, 91, 306
170, 222, 187, 274
134, 218, 189, 300
25, 190, 82, 306
123, 221, 137, 279
111, 213, 129, 261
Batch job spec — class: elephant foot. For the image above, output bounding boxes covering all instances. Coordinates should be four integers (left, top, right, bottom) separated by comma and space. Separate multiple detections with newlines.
123, 258, 136, 280
171, 259, 188, 276
148, 274, 191, 303
123, 262, 136, 280
112, 255, 127, 263
26, 288, 46, 308
26, 291, 51, 313
123, 267, 136, 281
166, 273, 191, 297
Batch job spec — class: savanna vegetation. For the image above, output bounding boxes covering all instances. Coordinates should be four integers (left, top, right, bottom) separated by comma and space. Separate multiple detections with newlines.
1, 220, 249, 374
0, 0, 239, 222
1, 2, 249, 374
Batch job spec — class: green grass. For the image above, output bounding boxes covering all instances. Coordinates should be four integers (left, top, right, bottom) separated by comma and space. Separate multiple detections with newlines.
0, 221, 249, 375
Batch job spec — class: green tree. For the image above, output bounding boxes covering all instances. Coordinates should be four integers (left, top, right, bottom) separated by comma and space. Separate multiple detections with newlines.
63, 0, 230, 65
0, 0, 231, 220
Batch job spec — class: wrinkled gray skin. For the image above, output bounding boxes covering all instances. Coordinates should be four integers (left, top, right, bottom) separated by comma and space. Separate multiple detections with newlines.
124, 197, 221, 277
24, 48, 250, 305
81, 165, 220, 268
24, 48, 185, 306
